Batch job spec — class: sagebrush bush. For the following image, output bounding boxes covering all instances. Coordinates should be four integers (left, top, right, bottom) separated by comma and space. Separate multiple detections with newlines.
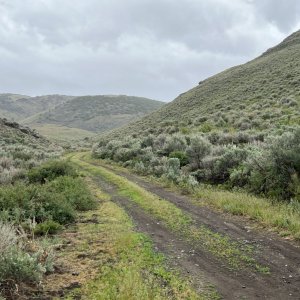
0, 222, 55, 297
0, 222, 18, 255
28, 160, 77, 184
47, 176, 97, 211
0, 175, 96, 226
186, 136, 212, 170
92, 126, 300, 203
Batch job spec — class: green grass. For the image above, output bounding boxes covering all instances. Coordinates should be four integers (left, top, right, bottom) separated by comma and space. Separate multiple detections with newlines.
193, 187, 300, 241
62, 174, 216, 300
31, 124, 96, 141
70, 153, 269, 272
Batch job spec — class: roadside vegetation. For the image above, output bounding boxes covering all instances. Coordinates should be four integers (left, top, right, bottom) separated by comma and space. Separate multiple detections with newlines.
0, 159, 96, 299
0, 119, 98, 299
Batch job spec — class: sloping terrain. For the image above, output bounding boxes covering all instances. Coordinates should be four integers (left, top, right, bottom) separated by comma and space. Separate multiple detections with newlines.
0, 93, 164, 140
24, 95, 164, 133
107, 30, 300, 138
0, 94, 72, 121
0, 117, 62, 184
0, 94, 31, 120
15, 94, 74, 118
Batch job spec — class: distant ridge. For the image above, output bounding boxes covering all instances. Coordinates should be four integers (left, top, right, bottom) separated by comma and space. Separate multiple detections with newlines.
0, 93, 164, 140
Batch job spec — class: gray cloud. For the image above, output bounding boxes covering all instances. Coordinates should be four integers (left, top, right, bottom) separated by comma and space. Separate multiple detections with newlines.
0, 0, 299, 101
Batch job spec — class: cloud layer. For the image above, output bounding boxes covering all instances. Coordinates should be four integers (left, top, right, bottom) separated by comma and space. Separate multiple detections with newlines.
0, 0, 299, 101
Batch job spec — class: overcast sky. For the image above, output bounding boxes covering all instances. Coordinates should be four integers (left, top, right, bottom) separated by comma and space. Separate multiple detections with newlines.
0, 0, 299, 101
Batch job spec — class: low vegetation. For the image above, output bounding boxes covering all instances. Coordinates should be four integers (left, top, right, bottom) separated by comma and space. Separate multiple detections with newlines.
0, 159, 97, 299
0, 118, 62, 185
0, 119, 96, 299
91, 129, 300, 240
93, 127, 300, 200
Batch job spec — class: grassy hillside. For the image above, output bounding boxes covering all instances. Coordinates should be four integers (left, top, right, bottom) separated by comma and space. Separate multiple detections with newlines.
107, 30, 300, 138
33, 124, 96, 142
94, 30, 300, 205
25, 95, 164, 133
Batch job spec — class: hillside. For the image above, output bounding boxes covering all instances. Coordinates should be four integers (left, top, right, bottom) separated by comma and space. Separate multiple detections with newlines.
0, 117, 62, 184
0, 93, 31, 120
107, 30, 300, 138
94, 29, 300, 205
0, 94, 72, 121
0, 93, 164, 140
24, 95, 164, 134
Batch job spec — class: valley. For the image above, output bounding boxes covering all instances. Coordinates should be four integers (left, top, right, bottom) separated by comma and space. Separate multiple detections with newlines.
1, 29, 300, 300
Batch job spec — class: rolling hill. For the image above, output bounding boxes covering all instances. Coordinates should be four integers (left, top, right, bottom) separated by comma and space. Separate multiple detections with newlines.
106, 29, 300, 138
0, 94, 164, 140
24, 95, 164, 133
0, 94, 72, 121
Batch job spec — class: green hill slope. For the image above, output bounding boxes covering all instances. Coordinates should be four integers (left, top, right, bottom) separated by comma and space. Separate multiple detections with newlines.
0, 94, 72, 121
108, 30, 300, 138
24, 95, 164, 133
94, 30, 300, 204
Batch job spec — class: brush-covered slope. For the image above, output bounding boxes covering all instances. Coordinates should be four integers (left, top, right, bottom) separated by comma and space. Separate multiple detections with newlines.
15, 94, 74, 118
108, 30, 300, 138
93, 30, 300, 204
25, 95, 164, 133
0, 93, 31, 120
0, 94, 72, 121
0, 118, 62, 184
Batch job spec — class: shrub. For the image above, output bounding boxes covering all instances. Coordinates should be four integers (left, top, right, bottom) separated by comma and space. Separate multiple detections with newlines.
162, 134, 187, 156
245, 128, 300, 200
186, 136, 212, 169
28, 160, 77, 184
34, 220, 63, 235
0, 222, 18, 256
47, 176, 97, 211
134, 161, 146, 175
169, 151, 189, 166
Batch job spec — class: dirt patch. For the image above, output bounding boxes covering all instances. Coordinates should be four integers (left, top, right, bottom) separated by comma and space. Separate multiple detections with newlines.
32, 211, 111, 299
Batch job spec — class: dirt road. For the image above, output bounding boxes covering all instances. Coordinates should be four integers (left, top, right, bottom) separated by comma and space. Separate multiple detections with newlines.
75, 156, 300, 300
